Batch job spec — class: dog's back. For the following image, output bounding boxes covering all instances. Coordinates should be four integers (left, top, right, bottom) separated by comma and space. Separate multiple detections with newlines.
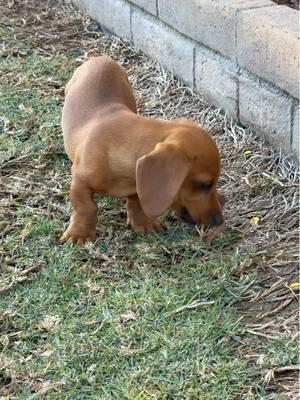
62, 56, 137, 160
64, 56, 136, 111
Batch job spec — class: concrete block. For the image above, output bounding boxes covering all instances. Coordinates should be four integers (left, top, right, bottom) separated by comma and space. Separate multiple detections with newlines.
158, 0, 275, 60
73, 0, 131, 40
292, 103, 299, 159
195, 47, 238, 119
239, 71, 292, 152
128, 0, 157, 15
237, 5, 299, 98
132, 10, 194, 87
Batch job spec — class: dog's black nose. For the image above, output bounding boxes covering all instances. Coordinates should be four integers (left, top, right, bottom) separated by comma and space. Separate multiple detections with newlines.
212, 214, 224, 227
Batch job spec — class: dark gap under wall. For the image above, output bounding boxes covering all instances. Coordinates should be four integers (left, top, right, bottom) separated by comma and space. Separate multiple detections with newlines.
271, 0, 299, 10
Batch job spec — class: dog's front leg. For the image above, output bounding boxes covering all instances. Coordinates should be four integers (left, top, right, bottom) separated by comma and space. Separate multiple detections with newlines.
60, 176, 97, 244
126, 194, 165, 234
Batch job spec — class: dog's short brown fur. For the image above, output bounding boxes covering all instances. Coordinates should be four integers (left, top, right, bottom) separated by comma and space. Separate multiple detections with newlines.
60, 56, 223, 243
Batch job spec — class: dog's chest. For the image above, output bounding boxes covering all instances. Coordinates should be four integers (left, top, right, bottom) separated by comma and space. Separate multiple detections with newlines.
108, 146, 135, 174
106, 149, 136, 197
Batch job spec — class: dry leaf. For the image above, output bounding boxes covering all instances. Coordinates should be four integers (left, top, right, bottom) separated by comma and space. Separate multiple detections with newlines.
84, 280, 105, 296
289, 282, 300, 289
38, 316, 61, 331
120, 310, 138, 322
251, 216, 260, 225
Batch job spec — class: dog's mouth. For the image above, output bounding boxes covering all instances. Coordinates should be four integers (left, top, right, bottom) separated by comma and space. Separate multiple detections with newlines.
180, 207, 224, 227
180, 207, 196, 225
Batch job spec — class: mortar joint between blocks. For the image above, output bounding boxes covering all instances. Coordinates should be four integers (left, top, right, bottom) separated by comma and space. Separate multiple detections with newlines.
192, 47, 196, 91
129, 5, 134, 44
236, 67, 241, 122
290, 98, 299, 147
156, 0, 159, 17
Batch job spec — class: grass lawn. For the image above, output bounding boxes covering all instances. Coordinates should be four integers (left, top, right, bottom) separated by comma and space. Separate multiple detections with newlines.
1, 1, 299, 399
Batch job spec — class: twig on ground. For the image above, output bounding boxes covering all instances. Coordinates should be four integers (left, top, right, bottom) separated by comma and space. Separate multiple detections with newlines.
165, 300, 215, 316
264, 365, 300, 384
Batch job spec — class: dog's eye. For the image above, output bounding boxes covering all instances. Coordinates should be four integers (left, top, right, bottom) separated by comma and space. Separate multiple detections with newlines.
195, 181, 212, 191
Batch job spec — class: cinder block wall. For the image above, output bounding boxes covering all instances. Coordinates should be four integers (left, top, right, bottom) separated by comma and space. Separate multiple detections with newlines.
72, 0, 299, 160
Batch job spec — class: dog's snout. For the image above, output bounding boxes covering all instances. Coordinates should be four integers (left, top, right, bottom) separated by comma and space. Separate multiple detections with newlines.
212, 214, 224, 227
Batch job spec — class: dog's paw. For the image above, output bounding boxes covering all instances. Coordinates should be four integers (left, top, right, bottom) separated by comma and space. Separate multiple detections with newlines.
128, 217, 166, 234
59, 224, 96, 244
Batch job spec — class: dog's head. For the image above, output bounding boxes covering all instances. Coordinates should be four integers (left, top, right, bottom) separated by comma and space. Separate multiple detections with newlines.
136, 122, 223, 227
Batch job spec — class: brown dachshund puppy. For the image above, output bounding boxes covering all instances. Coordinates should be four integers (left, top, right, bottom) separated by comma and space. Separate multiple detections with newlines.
60, 56, 223, 243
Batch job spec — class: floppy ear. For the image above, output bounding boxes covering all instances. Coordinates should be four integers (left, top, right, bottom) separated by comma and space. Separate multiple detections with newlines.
136, 143, 190, 218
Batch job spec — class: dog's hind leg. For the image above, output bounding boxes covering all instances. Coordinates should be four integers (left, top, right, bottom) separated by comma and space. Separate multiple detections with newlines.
60, 176, 97, 244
